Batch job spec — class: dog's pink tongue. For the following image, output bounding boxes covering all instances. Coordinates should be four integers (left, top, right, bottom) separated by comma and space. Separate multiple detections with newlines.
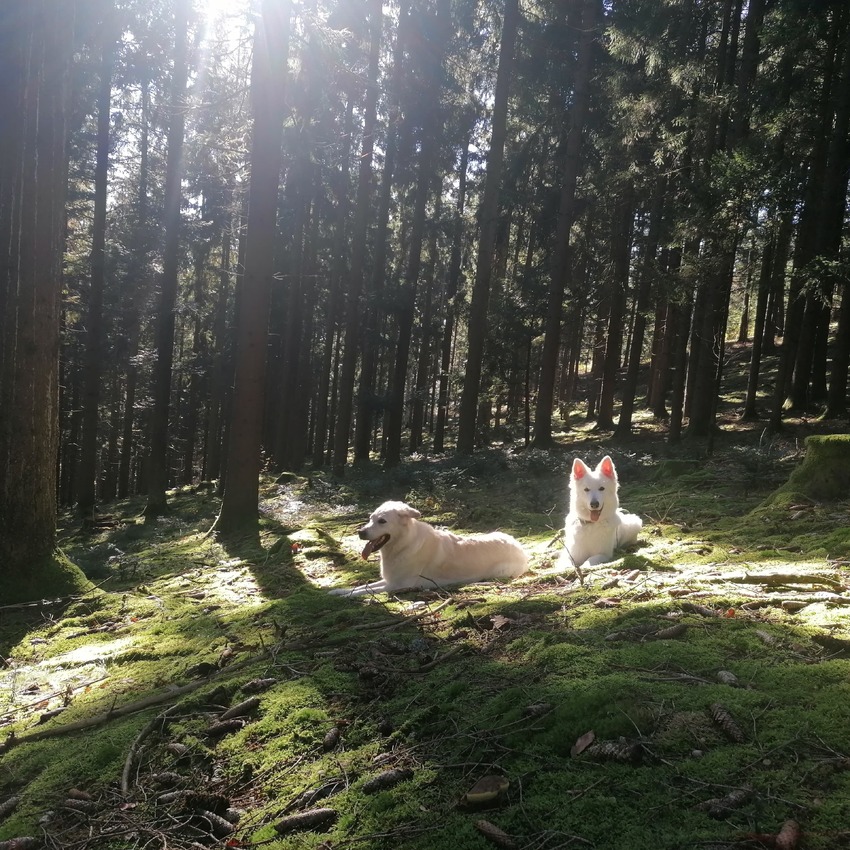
590, 509, 602, 522
361, 540, 376, 560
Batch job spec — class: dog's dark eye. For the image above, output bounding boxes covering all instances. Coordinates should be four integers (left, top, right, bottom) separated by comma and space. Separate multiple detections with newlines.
584, 487, 590, 492
599, 486, 605, 491
377, 518, 387, 524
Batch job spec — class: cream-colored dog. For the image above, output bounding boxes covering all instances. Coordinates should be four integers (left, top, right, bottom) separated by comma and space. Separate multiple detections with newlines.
329, 501, 529, 597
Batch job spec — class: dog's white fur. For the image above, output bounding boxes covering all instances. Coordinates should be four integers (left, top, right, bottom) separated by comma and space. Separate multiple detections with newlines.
558, 455, 642, 569
329, 501, 529, 597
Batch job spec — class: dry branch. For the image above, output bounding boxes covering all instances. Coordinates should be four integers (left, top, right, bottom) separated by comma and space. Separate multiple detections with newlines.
727, 572, 845, 591
121, 703, 182, 798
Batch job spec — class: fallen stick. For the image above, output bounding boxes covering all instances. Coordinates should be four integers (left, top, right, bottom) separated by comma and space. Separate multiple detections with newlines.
121, 704, 182, 798
727, 572, 845, 590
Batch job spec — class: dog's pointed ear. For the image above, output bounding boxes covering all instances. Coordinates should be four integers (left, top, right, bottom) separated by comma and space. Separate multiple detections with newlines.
572, 458, 589, 480
598, 455, 616, 479
398, 503, 421, 520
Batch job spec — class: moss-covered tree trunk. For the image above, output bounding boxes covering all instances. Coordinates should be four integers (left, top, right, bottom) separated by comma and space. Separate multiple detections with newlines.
764, 435, 850, 506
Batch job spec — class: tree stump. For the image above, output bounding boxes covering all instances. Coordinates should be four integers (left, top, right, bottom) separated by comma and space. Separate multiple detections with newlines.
764, 435, 850, 505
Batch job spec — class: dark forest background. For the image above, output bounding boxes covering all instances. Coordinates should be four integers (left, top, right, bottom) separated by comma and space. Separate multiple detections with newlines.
1, 0, 849, 599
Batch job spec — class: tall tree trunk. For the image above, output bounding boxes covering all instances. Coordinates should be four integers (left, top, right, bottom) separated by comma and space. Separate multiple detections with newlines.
668, 239, 698, 443
383, 3, 448, 468
791, 6, 848, 411
211, 0, 290, 539
532, 0, 598, 447
822, 10, 850, 416
456, 0, 519, 454
145, 0, 190, 517
597, 183, 634, 430
410, 222, 438, 451
742, 229, 775, 420
332, 0, 381, 474
205, 224, 233, 482
0, 0, 87, 602
615, 176, 665, 438
77, 20, 116, 519
434, 111, 473, 453
182, 247, 208, 484
772, 9, 842, 427
117, 66, 151, 500
353, 0, 409, 463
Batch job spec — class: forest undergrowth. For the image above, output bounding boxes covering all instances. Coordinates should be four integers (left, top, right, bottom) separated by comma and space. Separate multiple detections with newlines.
1, 413, 849, 850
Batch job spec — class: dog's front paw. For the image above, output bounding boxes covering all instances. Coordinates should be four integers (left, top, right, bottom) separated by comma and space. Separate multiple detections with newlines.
328, 587, 352, 597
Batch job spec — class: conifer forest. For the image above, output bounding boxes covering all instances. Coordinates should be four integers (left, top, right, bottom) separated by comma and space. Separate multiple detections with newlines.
2, 0, 850, 594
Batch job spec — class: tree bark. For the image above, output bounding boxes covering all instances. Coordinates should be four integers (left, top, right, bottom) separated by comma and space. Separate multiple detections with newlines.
0, 0, 88, 602
353, 0, 410, 464
77, 20, 117, 519
532, 0, 598, 447
212, 0, 290, 539
434, 111, 473, 453
145, 0, 190, 516
597, 183, 634, 430
456, 0, 519, 454
615, 176, 665, 438
383, 3, 448, 468
332, 0, 381, 475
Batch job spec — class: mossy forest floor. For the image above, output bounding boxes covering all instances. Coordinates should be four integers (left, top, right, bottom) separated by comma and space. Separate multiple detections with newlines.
1, 413, 850, 850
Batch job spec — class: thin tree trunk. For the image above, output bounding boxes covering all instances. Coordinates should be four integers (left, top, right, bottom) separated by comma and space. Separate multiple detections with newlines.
205, 224, 232, 482
615, 176, 665, 438
410, 222, 438, 451
354, 0, 410, 464
77, 21, 116, 519
532, 0, 598, 446
456, 0, 519, 454
597, 183, 634, 430
434, 111, 473, 453
742, 230, 774, 420
332, 0, 381, 475
117, 67, 151, 500
145, 0, 190, 517
383, 3, 448, 468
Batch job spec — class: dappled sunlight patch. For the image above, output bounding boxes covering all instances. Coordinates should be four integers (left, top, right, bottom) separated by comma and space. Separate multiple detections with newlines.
159, 559, 269, 608
0, 637, 133, 729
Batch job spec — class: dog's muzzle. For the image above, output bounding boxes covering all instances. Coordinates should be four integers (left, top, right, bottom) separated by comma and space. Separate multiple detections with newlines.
360, 533, 390, 559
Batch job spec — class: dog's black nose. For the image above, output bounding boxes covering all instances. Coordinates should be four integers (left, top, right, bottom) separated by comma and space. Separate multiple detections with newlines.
590, 499, 599, 509
358, 528, 369, 540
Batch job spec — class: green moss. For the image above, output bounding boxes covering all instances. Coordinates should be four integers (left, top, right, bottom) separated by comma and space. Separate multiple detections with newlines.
2, 447, 850, 849
763, 435, 850, 505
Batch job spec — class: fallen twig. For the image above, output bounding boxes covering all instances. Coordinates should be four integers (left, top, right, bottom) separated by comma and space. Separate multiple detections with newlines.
121, 703, 182, 798
727, 572, 845, 591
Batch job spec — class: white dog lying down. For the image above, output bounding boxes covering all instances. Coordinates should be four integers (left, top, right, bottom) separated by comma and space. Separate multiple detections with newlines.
558, 455, 642, 570
329, 501, 529, 597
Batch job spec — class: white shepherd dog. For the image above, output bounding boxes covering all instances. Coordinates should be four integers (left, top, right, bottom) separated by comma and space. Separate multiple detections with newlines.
559, 455, 642, 569
329, 501, 529, 597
